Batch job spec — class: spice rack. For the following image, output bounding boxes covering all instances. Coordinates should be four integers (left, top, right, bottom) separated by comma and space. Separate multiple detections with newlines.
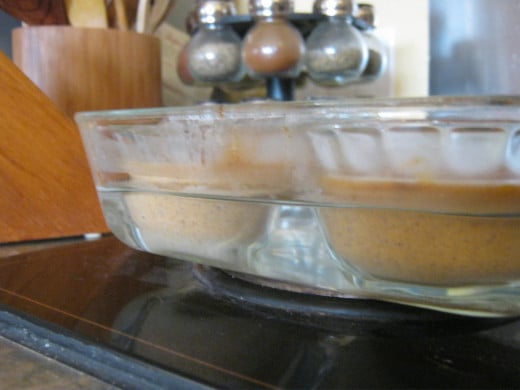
181, 12, 380, 101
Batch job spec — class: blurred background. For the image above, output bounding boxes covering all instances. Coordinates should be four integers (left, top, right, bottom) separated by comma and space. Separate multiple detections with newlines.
1, 0, 520, 99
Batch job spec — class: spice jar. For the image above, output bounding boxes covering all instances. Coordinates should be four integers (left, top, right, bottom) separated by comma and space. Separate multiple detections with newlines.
356, 3, 388, 82
186, 0, 244, 84
177, 43, 194, 85
305, 0, 368, 85
242, 0, 305, 78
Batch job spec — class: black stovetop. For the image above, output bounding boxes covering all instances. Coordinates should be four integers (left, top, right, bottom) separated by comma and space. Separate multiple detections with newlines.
0, 236, 519, 389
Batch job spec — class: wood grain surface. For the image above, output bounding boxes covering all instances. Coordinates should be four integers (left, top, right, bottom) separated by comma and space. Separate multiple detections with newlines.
0, 0, 68, 25
0, 51, 108, 243
13, 26, 162, 118
107, 0, 139, 30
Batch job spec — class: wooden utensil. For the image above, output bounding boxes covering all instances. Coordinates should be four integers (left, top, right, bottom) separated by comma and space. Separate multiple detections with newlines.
124, 0, 139, 27
135, 0, 151, 33
64, 0, 108, 28
0, 0, 68, 25
135, 0, 174, 34
113, 0, 129, 30
107, 0, 139, 29
149, 0, 174, 33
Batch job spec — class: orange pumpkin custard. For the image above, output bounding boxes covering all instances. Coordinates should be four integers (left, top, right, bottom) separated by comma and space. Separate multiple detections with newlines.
121, 153, 296, 264
319, 176, 520, 286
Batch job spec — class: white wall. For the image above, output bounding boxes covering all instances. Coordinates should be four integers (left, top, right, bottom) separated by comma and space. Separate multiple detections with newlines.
289, 0, 430, 97
369, 0, 429, 97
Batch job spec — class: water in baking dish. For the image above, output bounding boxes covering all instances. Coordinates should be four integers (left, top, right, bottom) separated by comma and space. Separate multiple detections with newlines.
98, 188, 520, 317
99, 190, 353, 293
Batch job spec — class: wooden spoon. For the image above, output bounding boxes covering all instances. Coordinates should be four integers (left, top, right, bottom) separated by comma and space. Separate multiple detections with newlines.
107, 0, 139, 29
0, 0, 69, 25
65, 0, 108, 28
113, 0, 129, 30
135, 0, 174, 34
149, 0, 174, 33
134, 0, 151, 33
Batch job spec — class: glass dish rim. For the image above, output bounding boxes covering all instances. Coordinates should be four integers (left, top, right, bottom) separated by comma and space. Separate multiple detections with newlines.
74, 95, 520, 124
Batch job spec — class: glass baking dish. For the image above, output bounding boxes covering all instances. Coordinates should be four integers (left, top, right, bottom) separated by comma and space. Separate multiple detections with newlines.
76, 96, 520, 317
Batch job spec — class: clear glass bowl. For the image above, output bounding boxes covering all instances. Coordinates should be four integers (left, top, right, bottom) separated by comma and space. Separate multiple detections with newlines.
76, 96, 520, 317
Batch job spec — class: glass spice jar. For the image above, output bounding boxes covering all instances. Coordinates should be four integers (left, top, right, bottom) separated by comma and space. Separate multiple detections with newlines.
186, 0, 244, 84
177, 43, 194, 85
242, 0, 305, 79
305, 0, 368, 85
356, 3, 388, 82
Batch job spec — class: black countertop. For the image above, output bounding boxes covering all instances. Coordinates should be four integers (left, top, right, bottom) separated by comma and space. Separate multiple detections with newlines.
0, 236, 519, 389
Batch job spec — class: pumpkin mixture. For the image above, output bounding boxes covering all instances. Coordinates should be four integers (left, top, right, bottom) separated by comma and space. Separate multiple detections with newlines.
320, 176, 520, 286
122, 153, 295, 263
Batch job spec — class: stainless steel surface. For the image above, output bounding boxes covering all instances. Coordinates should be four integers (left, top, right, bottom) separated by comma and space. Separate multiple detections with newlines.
197, 0, 236, 24
248, 0, 293, 17
312, 0, 354, 16
430, 0, 520, 95
356, 3, 374, 26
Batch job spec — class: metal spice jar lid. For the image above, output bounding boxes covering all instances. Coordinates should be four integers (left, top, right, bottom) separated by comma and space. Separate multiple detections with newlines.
356, 3, 375, 26
248, 0, 294, 18
197, 0, 237, 24
313, 0, 355, 16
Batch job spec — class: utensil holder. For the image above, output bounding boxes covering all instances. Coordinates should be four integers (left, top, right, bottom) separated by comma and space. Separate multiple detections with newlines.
12, 26, 162, 117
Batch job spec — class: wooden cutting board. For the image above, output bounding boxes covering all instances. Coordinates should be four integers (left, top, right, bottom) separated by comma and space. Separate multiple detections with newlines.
0, 51, 108, 243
